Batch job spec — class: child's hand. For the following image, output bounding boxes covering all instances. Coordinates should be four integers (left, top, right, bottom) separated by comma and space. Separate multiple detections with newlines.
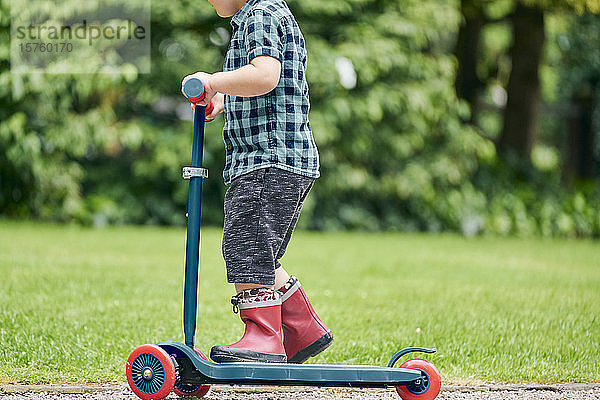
191, 92, 224, 122
181, 72, 217, 106
204, 93, 224, 121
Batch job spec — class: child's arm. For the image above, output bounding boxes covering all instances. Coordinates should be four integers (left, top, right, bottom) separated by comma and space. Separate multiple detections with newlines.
212, 56, 281, 97
182, 56, 281, 107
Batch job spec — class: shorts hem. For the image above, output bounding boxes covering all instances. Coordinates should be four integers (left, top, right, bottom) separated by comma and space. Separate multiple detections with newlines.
226, 274, 276, 285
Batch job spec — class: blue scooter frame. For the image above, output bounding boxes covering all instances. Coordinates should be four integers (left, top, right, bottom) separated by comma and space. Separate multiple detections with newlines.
125, 78, 441, 400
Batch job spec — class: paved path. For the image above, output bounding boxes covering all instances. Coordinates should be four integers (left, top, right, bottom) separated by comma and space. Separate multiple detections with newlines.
1, 384, 599, 400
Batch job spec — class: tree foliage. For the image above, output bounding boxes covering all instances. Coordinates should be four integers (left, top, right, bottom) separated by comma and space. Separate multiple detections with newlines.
1, 0, 599, 237
291, 0, 491, 231
0, 0, 227, 225
523, 0, 600, 13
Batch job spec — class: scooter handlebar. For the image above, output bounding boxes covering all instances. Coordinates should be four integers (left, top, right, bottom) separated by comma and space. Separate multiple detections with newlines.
183, 77, 206, 103
183, 77, 215, 121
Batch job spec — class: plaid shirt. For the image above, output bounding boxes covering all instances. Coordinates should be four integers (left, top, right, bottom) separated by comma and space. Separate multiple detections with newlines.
221, 0, 319, 184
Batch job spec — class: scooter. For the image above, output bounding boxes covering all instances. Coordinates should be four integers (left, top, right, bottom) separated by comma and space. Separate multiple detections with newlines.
125, 78, 442, 400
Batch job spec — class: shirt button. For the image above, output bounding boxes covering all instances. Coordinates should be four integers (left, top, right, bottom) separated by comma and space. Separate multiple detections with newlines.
227, 144, 233, 151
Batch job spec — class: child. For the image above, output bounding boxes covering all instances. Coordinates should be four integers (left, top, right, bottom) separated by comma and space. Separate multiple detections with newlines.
181, 0, 332, 363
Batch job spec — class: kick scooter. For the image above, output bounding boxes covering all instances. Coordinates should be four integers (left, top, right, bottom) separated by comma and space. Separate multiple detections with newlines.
125, 78, 442, 400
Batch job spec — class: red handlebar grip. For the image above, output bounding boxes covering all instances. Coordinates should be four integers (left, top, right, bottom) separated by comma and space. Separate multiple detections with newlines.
188, 93, 206, 104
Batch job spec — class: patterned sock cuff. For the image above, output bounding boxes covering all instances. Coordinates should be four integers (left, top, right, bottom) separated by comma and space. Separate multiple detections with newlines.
277, 275, 301, 302
231, 287, 281, 313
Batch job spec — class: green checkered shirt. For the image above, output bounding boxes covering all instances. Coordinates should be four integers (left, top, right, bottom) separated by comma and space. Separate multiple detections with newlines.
221, 0, 320, 185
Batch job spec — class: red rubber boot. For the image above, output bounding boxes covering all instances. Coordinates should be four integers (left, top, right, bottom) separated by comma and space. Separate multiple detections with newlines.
210, 288, 287, 363
278, 276, 333, 363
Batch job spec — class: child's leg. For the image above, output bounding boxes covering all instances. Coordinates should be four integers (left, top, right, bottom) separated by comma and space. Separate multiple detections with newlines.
270, 180, 333, 364
212, 168, 314, 363
235, 259, 290, 294
234, 282, 273, 292
274, 266, 291, 289
234, 266, 289, 292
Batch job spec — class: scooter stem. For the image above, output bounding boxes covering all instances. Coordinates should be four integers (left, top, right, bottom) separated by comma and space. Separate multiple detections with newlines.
182, 80, 207, 349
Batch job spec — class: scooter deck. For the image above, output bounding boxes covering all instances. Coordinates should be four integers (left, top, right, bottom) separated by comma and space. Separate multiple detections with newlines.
159, 340, 422, 388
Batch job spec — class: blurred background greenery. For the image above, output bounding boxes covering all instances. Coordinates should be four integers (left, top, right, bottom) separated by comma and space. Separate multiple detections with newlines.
1, 0, 599, 237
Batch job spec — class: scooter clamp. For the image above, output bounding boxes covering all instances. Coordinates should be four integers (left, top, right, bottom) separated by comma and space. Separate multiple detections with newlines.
182, 167, 209, 179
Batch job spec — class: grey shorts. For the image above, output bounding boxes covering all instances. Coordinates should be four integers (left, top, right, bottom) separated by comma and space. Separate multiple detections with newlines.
222, 167, 314, 285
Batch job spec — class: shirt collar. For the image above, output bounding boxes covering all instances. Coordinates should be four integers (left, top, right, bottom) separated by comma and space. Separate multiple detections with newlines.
230, 0, 260, 28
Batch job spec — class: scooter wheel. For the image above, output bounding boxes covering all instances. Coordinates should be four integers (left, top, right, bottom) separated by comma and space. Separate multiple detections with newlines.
126, 344, 176, 400
395, 359, 441, 400
173, 347, 211, 398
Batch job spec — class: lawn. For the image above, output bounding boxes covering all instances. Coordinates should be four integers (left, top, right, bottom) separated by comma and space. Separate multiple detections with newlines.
0, 221, 598, 384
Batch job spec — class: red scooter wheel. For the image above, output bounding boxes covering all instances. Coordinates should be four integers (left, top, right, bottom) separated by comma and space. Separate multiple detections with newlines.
395, 359, 441, 400
126, 344, 176, 400
173, 347, 211, 398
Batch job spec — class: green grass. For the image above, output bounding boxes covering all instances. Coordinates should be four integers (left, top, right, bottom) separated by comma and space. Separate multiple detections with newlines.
0, 221, 599, 384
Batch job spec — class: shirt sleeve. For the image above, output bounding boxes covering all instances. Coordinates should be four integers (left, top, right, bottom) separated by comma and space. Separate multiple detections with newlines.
243, 9, 284, 64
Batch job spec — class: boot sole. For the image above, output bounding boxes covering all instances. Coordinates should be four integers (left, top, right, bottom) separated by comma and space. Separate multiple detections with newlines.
288, 331, 333, 364
210, 346, 287, 363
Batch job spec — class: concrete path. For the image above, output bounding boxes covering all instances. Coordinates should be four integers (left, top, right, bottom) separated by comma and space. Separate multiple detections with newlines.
1, 383, 599, 399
